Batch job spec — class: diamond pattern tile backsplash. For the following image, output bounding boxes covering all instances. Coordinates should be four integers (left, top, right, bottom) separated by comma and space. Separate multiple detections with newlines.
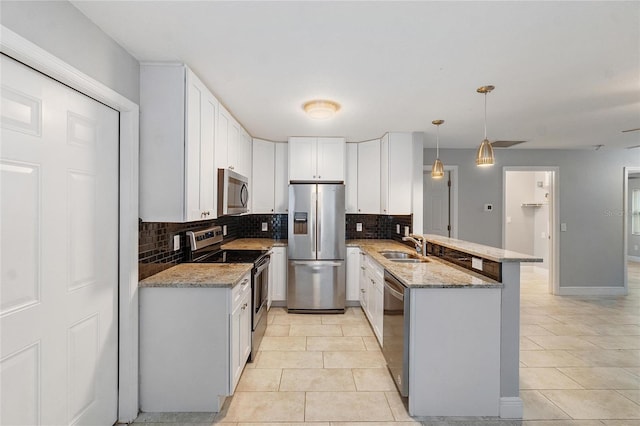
139, 213, 412, 280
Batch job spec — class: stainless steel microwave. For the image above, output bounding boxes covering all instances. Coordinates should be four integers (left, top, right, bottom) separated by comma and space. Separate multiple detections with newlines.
218, 168, 249, 215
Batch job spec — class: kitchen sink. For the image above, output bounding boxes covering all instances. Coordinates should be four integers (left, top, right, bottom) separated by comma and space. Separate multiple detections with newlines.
379, 251, 429, 263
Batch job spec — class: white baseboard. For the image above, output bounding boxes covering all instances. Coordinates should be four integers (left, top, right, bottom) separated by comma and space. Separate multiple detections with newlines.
499, 397, 523, 419
628, 255, 640, 263
557, 286, 627, 296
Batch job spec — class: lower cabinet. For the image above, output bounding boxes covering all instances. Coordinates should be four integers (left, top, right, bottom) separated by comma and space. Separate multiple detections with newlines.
270, 246, 288, 303
346, 247, 361, 302
139, 272, 251, 412
359, 251, 384, 345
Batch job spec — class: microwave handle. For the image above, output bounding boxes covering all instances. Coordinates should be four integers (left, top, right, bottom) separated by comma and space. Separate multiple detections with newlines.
240, 183, 249, 207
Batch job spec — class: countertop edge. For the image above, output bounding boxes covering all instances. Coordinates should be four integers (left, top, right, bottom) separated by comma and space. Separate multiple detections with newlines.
423, 235, 543, 263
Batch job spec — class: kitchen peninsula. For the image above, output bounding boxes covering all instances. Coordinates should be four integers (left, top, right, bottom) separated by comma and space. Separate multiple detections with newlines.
349, 236, 541, 418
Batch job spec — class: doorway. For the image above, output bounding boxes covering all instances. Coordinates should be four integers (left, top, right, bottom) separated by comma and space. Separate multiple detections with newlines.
625, 168, 640, 292
423, 165, 458, 238
503, 167, 559, 294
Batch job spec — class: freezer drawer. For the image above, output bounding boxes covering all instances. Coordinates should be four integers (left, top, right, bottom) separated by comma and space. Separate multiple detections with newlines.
287, 260, 346, 312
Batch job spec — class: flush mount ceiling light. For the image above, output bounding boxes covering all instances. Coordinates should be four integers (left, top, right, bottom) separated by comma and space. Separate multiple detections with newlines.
431, 119, 445, 179
303, 100, 340, 120
476, 85, 496, 167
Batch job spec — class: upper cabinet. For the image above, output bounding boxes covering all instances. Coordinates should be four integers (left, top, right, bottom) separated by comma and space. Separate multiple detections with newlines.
288, 137, 345, 182
251, 139, 276, 213
381, 132, 415, 215
139, 63, 217, 222
357, 139, 381, 214
274, 143, 289, 213
345, 143, 358, 213
217, 105, 251, 179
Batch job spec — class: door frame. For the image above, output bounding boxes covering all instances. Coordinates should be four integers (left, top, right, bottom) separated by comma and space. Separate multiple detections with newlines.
502, 166, 559, 295
1, 26, 140, 423
624, 167, 640, 293
422, 165, 458, 238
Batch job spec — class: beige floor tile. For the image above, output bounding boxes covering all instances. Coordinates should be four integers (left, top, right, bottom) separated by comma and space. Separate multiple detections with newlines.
520, 390, 571, 420
521, 421, 608, 426
568, 350, 640, 367
528, 335, 600, 351
235, 368, 282, 392
330, 423, 420, 426
238, 423, 329, 426
341, 324, 374, 336
626, 367, 640, 376
320, 314, 368, 325
304, 391, 394, 422
591, 324, 640, 336
384, 391, 419, 422
601, 421, 640, 426
582, 335, 640, 350
521, 337, 545, 351
538, 322, 602, 336
272, 314, 323, 325
521, 350, 590, 367
289, 324, 343, 337
216, 391, 305, 422
362, 336, 381, 351
352, 368, 397, 391
521, 324, 558, 336
279, 368, 356, 391
264, 324, 291, 337
540, 389, 640, 419
255, 351, 324, 369
521, 314, 562, 325
520, 368, 584, 390
268, 307, 288, 315
306, 336, 366, 351
259, 336, 307, 351
134, 412, 216, 423
558, 367, 640, 390
323, 351, 387, 368
617, 389, 640, 404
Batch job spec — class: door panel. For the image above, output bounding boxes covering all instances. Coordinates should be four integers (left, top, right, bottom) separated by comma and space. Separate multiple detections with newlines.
424, 171, 450, 237
317, 184, 345, 260
0, 55, 118, 426
288, 184, 315, 259
287, 261, 346, 310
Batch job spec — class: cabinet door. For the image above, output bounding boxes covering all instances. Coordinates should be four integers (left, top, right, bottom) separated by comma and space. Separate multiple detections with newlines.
316, 137, 345, 181
230, 301, 242, 391
345, 143, 358, 213
239, 291, 251, 369
274, 143, 289, 213
380, 134, 389, 214
357, 139, 381, 214
271, 247, 287, 301
239, 131, 252, 179
216, 107, 229, 170
251, 139, 275, 213
359, 253, 368, 313
372, 275, 384, 345
288, 137, 316, 181
387, 133, 413, 215
227, 120, 240, 171
346, 247, 360, 301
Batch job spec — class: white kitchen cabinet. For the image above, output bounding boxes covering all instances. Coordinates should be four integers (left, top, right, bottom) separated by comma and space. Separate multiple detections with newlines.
217, 104, 251, 178
359, 252, 383, 345
139, 63, 218, 222
357, 139, 381, 214
139, 271, 252, 412
274, 143, 289, 213
380, 132, 413, 215
345, 143, 358, 213
288, 137, 345, 182
270, 246, 288, 302
346, 247, 361, 302
251, 139, 276, 213
230, 273, 252, 392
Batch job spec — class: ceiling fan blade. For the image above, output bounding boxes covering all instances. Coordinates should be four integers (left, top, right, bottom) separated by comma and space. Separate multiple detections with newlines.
622, 128, 640, 133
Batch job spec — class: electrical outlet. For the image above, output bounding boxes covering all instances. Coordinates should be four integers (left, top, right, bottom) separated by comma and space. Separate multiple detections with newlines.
404, 226, 410, 237
561, 223, 567, 232
261, 222, 268, 231
356, 223, 363, 232
396, 224, 400, 234
223, 225, 228, 236
173, 235, 180, 251
484, 203, 493, 212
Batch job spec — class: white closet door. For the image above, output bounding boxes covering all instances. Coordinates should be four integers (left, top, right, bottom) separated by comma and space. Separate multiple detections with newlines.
0, 54, 118, 426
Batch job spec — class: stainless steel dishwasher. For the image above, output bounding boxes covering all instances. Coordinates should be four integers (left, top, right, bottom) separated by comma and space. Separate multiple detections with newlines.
382, 270, 410, 397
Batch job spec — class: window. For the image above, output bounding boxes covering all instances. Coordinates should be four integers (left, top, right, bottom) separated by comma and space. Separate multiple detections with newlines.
633, 189, 640, 235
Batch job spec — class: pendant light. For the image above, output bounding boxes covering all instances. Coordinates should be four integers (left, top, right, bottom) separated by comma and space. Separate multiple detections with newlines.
431, 119, 445, 179
476, 85, 495, 167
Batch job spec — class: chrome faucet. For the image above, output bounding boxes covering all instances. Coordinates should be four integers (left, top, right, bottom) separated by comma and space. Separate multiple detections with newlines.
402, 234, 426, 255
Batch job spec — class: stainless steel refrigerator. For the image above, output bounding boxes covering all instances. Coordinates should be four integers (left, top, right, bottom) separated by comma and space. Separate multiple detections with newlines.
287, 183, 346, 313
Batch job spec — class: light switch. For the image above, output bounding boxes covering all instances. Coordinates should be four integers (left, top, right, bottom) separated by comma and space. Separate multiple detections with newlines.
356, 223, 363, 232
472, 257, 483, 271
404, 226, 410, 237
261, 222, 268, 231
396, 224, 400, 234
223, 225, 228, 236
173, 235, 180, 251
561, 223, 567, 232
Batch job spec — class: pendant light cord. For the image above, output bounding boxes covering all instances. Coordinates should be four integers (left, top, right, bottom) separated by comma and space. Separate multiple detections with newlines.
436, 124, 440, 158
484, 92, 488, 140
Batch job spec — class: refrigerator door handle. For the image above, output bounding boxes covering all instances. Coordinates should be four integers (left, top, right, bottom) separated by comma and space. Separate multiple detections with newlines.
290, 260, 343, 267
316, 188, 322, 257
310, 190, 317, 257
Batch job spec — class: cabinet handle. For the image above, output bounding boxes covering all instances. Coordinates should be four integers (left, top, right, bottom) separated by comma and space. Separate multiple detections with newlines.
318, 175, 321, 179
241, 303, 248, 310
313, 175, 316, 179
271, 209, 274, 212
241, 278, 249, 286
361, 289, 366, 293
360, 266, 365, 270
229, 166, 234, 170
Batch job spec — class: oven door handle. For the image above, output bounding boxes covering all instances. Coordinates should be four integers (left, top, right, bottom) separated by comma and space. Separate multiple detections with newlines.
254, 256, 271, 275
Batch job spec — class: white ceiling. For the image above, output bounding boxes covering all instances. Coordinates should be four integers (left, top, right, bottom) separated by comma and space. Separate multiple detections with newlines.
71, 1, 640, 150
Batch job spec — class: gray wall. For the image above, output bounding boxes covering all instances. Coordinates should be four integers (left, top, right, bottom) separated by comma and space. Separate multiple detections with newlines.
1, 1, 140, 103
424, 148, 640, 289
630, 174, 640, 257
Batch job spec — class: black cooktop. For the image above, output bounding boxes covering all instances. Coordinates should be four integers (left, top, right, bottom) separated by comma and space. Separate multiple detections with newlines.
193, 249, 267, 264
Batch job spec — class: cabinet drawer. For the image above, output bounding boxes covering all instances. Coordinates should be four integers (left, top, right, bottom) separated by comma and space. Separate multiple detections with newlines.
232, 272, 251, 309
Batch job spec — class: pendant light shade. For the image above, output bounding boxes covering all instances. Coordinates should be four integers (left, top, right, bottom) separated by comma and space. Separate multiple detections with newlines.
431, 119, 445, 178
476, 85, 495, 167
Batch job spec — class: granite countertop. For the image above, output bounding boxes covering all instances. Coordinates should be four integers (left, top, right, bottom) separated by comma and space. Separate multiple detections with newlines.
347, 239, 502, 289
423, 234, 543, 263
221, 238, 287, 251
139, 263, 253, 288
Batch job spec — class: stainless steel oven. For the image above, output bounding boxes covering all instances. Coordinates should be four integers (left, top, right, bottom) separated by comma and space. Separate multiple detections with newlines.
382, 270, 410, 397
218, 168, 249, 215
251, 254, 270, 359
